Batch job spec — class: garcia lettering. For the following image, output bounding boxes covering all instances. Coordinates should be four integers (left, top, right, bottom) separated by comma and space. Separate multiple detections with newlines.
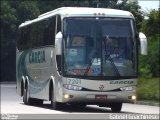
110, 80, 134, 84
29, 50, 45, 64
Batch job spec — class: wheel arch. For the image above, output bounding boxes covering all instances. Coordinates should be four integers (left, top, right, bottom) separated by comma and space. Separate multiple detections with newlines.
20, 76, 25, 96
49, 76, 55, 100
21, 76, 29, 96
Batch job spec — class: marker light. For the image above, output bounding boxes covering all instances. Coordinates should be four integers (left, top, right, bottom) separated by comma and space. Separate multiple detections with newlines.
93, 13, 105, 16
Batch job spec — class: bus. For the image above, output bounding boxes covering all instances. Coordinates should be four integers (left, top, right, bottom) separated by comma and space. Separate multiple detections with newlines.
16, 7, 147, 112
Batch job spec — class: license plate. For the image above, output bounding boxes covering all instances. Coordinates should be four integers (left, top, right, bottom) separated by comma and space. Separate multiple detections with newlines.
95, 95, 107, 100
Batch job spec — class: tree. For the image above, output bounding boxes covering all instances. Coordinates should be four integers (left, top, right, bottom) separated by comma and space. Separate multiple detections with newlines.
1, 1, 18, 81
1, 0, 40, 82
16, 1, 40, 24
1, 1, 17, 39
141, 9, 160, 37
117, 0, 143, 29
139, 9, 160, 77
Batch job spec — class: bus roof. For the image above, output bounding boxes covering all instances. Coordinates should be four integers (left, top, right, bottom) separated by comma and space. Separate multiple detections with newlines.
19, 7, 134, 28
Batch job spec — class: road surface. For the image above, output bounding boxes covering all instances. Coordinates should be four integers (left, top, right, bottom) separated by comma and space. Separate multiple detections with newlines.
1, 84, 159, 119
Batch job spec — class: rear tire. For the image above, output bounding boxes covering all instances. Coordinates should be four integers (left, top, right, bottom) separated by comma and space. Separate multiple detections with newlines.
23, 84, 32, 105
110, 103, 122, 112
23, 84, 43, 105
31, 98, 43, 106
79, 103, 87, 107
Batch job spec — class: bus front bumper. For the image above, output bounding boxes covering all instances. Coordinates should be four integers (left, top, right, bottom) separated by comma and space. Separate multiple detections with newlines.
59, 90, 136, 104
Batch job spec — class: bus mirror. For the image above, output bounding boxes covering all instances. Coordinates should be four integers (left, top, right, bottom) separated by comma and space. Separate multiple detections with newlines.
139, 32, 147, 55
55, 32, 62, 55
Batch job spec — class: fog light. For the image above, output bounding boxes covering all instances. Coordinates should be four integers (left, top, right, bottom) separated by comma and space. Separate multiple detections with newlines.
128, 95, 136, 100
131, 95, 136, 100
64, 94, 69, 99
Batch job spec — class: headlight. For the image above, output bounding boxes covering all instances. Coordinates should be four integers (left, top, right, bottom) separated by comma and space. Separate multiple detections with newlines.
63, 84, 82, 91
120, 86, 136, 91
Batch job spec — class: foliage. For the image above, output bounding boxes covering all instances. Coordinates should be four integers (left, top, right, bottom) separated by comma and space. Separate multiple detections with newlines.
139, 9, 160, 77
117, 0, 143, 29
141, 10, 160, 36
16, 1, 40, 24
1, 1, 17, 81
137, 78, 160, 102
1, 1, 17, 39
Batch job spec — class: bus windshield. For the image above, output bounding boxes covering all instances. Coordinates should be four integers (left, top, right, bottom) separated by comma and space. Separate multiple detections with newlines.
63, 17, 137, 79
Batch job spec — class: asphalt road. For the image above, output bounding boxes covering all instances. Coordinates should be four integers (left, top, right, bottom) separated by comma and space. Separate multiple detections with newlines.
1, 84, 159, 119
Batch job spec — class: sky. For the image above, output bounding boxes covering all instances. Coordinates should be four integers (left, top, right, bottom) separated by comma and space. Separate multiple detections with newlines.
138, 0, 159, 11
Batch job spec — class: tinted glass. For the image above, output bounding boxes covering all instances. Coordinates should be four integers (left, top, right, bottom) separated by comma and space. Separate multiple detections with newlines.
63, 17, 137, 79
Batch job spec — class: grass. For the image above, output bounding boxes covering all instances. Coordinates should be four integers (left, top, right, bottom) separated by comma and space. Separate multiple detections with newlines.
137, 77, 160, 103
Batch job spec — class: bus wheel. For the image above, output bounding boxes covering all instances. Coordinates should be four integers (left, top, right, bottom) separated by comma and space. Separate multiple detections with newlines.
79, 103, 87, 107
51, 88, 59, 110
34, 99, 43, 105
30, 98, 43, 106
23, 84, 31, 105
110, 103, 122, 112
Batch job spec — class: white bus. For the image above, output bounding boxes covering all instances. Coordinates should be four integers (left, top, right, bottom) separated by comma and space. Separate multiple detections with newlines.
16, 7, 147, 112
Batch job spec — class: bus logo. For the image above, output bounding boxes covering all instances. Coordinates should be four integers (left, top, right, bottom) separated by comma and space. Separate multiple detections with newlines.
99, 85, 104, 91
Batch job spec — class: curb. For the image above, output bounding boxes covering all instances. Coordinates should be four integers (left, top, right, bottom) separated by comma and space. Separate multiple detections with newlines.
136, 101, 159, 107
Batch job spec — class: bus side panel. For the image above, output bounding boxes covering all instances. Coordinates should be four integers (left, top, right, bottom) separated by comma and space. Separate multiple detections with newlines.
16, 50, 22, 96
17, 46, 60, 100
28, 46, 53, 100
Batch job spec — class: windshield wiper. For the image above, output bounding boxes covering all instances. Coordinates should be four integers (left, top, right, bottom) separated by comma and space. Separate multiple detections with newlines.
104, 35, 121, 77
106, 55, 121, 77
83, 51, 97, 78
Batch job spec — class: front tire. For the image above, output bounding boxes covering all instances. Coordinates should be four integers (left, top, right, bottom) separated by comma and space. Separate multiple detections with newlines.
51, 87, 60, 110
110, 103, 122, 112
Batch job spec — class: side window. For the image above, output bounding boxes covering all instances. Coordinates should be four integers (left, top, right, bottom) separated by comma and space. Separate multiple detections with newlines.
20, 26, 29, 50
43, 19, 50, 46
48, 16, 56, 46
56, 15, 61, 34
17, 28, 23, 50
37, 21, 44, 47
17, 15, 60, 50
28, 25, 35, 48
42, 16, 56, 46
